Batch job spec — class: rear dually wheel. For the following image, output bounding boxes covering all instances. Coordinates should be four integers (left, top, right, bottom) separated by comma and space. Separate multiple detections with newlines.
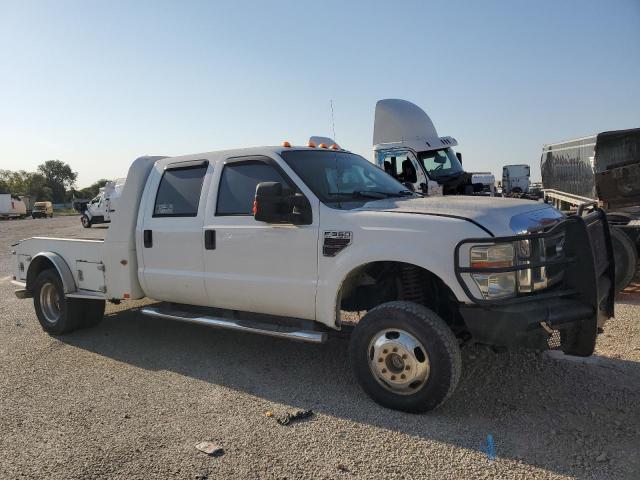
33, 270, 82, 334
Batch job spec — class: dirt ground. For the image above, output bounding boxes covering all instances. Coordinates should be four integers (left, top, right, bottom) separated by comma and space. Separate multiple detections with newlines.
1, 216, 639, 479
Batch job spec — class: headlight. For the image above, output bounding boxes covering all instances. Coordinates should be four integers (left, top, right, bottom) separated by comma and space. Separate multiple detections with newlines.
459, 233, 566, 301
469, 244, 516, 299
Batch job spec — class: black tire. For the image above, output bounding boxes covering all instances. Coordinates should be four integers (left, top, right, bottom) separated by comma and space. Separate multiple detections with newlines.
81, 214, 92, 228
610, 227, 637, 293
79, 300, 105, 328
349, 301, 462, 413
606, 212, 633, 226
32, 270, 83, 335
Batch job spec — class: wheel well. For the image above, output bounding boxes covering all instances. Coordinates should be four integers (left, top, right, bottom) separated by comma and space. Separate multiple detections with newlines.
26, 257, 56, 291
338, 261, 464, 332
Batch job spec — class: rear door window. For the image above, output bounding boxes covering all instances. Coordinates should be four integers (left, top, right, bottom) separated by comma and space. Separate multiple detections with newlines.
153, 163, 208, 217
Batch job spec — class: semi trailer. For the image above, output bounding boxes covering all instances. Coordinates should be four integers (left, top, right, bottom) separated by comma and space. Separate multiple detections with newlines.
541, 128, 640, 292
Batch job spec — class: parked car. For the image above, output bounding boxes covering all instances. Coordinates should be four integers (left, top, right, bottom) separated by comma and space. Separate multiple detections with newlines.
11, 145, 614, 412
32, 201, 54, 219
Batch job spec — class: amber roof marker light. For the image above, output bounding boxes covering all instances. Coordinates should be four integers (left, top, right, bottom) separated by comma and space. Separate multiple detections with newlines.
281, 141, 291, 147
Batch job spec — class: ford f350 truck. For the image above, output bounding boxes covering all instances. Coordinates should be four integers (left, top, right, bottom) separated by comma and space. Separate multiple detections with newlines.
11, 145, 615, 412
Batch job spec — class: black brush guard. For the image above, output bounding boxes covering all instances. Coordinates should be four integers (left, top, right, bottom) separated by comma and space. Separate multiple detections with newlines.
455, 208, 615, 356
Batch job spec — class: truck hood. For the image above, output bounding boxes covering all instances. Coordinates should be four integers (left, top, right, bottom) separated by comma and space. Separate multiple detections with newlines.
357, 196, 564, 236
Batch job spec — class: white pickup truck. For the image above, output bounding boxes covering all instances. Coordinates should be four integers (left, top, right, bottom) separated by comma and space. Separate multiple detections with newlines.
11, 145, 615, 412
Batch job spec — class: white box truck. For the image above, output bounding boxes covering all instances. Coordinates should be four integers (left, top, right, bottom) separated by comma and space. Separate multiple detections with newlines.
0, 194, 27, 219
11, 145, 614, 412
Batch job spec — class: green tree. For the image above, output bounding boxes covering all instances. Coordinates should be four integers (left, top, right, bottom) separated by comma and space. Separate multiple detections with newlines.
76, 179, 110, 200
37, 160, 77, 203
0, 170, 54, 200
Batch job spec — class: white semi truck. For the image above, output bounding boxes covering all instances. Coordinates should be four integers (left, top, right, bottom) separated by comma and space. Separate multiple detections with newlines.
372, 99, 495, 196
502, 164, 531, 195
11, 144, 614, 412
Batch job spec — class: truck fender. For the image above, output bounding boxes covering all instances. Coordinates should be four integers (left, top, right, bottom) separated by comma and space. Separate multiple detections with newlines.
26, 252, 77, 294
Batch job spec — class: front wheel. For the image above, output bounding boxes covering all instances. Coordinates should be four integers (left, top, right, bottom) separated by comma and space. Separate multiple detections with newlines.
81, 214, 92, 228
611, 226, 637, 293
349, 301, 461, 413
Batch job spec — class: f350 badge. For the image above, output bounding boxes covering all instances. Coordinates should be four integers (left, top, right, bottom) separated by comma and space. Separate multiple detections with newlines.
323, 231, 353, 257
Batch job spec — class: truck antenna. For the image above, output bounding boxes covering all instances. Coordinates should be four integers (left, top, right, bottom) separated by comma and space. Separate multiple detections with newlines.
330, 100, 336, 142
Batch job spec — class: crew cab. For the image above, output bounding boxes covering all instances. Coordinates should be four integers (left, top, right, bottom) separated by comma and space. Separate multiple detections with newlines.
11, 144, 615, 412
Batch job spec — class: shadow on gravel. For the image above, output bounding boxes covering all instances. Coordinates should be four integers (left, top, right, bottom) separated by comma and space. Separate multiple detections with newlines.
61, 304, 640, 478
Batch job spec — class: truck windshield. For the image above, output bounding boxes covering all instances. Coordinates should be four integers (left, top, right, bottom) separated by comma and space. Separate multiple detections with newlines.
418, 148, 464, 179
280, 150, 415, 209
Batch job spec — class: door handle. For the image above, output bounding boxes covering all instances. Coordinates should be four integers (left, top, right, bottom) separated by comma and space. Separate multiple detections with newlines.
204, 229, 216, 250
143, 229, 153, 248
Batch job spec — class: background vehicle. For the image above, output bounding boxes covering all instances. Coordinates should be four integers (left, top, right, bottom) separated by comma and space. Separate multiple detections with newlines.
11, 146, 614, 413
502, 164, 531, 195
541, 128, 640, 292
470, 172, 496, 196
372, 99, 493, 196
0, 194, 27, 219
32, 201, 54, 218
20, 195, 36, 216
79, 178, 125, 228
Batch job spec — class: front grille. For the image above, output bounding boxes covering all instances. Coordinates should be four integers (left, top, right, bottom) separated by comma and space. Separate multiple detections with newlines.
516, 231, 565, 293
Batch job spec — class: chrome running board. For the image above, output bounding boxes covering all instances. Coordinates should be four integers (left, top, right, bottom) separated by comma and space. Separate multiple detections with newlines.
140, 307, 327, 344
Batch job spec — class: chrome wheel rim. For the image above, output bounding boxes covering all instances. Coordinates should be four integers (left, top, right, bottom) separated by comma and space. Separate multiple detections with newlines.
39, 282, 61, 324
368, 329, 430, 395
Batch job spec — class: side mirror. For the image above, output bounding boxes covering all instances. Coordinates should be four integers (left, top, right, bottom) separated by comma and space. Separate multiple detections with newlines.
456, 152, 462, 164
254, 182, 285, 223
254, 182, 312, 225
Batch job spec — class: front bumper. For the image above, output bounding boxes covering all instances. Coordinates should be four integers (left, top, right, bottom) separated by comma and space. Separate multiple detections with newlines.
460, 297, 593, 351
456, 209, 615, 356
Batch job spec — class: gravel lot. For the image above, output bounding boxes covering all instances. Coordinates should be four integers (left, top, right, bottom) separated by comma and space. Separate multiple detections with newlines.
1, 216, 639, 479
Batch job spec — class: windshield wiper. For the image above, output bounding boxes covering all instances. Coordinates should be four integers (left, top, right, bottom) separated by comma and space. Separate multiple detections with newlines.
328, 191, 390, 199
352, 190, 390, 199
